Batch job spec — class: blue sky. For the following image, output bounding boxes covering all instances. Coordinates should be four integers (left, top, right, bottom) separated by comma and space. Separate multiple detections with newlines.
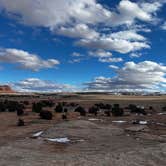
0, 0, 166, 92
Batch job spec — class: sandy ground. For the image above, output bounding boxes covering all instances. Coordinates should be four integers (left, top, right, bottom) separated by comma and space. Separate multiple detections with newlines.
0, 94, 166, 166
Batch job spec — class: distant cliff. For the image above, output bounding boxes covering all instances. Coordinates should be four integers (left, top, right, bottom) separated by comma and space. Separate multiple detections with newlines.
0, 85, 15, 93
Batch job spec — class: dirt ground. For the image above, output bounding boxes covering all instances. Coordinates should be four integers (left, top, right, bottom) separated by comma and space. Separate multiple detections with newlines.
0, 94, 166, 166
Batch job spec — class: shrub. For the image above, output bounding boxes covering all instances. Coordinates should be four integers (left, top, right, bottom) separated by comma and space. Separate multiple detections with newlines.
23, 101, 29, 105
129, 105, 147, 115
149, 106, 153, 110
105, 104, 112, 110
0, 102, 6, 112
17, 109, 24, 116
113, 104, 120, 108
32, 102, 42, 113
17, 119, 25, 126
88, 106, 98, 116
64, 108, 68, 113
112, 107, 124, 116
104, 110, 111, 117
55, 103, 63, 113
75, 106, 86, 116
95, 103, 105, 109
62, 114, 67, 120
39, 110, 53, 120
162, 106, 166, 112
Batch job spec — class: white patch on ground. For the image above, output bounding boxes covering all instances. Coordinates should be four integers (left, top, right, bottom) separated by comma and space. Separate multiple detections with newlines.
88, 118, 102, 121
158, 112, 166, 115
112, 120, 127, 123
32, 131, 43, 138
46, 137, 70, 143
139, 121, 148, 125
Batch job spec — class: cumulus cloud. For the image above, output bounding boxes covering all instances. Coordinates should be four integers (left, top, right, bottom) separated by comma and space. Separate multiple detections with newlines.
161, 22, 166, 30
0, 0, 163, 28
0, 48, 60, 71
77, 31, 150, 54
71, 52, 83, 57
109, 65, 119, 69
99, 57, 123, 63
12, 78, 76, 92
130, 52, 142, 58
110, 0, 162, 26
0, 0, 111, 27
86, 61, 166, 92
69, 59, 82, 64
0, 0, 164, 56
56, 24, 99, 39
89, 50, 112, 58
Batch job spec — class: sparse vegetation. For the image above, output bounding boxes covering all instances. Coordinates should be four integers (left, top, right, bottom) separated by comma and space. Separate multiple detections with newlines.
55, 103, 63, 113
129, 104, 147, 115
88, 106, 99, 116
75, 106, 86, 116
32, 102, 43, 113
112, 104, 124, 116
39, 110, 53, 120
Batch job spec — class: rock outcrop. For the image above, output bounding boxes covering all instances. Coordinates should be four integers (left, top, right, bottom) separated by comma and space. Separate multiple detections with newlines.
0, 85, 15, 93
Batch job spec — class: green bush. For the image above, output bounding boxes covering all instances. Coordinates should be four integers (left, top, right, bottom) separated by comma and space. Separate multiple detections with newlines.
55, 103, 63, 113
75, 106, 86, 116
112, 107, 124, 116
39, 111, 53, 120
32, 102, 43, 113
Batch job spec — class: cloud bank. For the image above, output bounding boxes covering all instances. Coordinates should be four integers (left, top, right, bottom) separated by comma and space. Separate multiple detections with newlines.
0, 48, 60, 71
86, 61, 166, 92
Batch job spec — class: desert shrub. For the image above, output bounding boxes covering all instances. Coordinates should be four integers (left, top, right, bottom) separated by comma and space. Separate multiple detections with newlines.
112, 107, 124, 116
104, 110, 111, 117
113, 104, 120, 108
162, 106, 166, 112
23, 101, 29, 105
7, 101, 24, 112
39, 110, 53, 120
37, 100, 54, 108
17, 108, 24, 116
70, 102, 78, 107
0, 102, 6, 112
17, 119, 25, 126
32, 102, 42, 113
62, 114, 67, 120
129, 104, 147, 115
64, 108, 68, 113
105, 104, 112, 110
149, 106, 153, 110
55, 103, 63, 113
95, 103, 105, 109
88, 106, 98, 116
75, 106, 86, 116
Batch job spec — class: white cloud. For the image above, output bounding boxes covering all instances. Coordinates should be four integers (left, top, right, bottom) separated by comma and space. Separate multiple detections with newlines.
0, 0, 163, 28
110, 0, 162, 26
86, 61, 166, 92
0, 0, 111, 28
109, 65, 119, 69
12, 78, 76, 92
0, 0, 164, 56
77, 32, 150, 54
99, 57, 123, 63
55, 24, 99, 39
69, 59, 81, 64
130, 52, 142, 58
110, 30, 146, 41
161, 22, 166, 30
89, 50, 112, 58
0, 48, 60, 71
72, 52, 83, 57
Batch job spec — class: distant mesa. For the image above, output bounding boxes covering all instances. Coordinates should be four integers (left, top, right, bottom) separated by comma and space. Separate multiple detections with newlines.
0, 85, 15, 94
